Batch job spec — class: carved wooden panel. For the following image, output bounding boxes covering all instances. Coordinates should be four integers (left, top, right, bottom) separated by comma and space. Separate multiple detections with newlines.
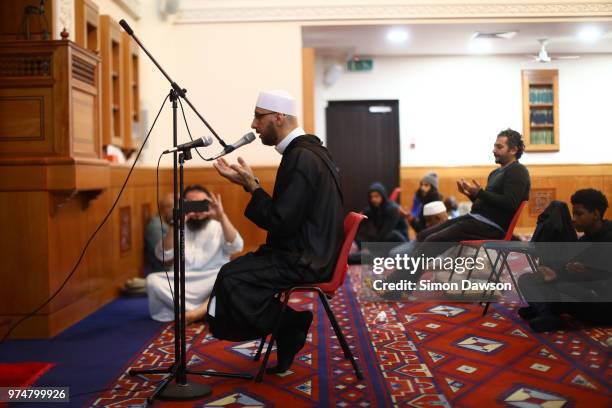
530, 188, 556, 216
0, 96, 44, 141
72, 56, 96, 86
0, 55, 51, 77
119, 205, 131, 254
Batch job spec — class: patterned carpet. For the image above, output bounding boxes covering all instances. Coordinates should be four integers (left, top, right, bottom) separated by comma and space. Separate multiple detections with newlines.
93, 268, 612, 407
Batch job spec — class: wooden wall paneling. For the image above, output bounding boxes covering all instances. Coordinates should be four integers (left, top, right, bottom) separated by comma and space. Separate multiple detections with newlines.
47, 192, 99, 313
0, 88, 55, 156
0, 192, 50, 315
0, 0, 54, 42
84, 189, 114, 293
302, 47, 315, 134
75, 0, 100, 53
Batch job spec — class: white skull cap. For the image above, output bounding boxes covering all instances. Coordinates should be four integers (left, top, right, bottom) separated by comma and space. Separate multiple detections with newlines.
255, 90, 296, 116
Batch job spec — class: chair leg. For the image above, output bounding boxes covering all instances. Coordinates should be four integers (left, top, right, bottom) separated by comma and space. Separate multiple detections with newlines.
253, 336, 267, 361
255, 294, 290, 382
318, 291, 364, 380
460, 246, 481, 296
501, 254, 525, 304
482, 250, 506, 316
448, 245, 464, 283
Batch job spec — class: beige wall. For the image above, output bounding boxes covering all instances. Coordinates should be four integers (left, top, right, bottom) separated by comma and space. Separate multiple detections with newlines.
96, 4, 303, 167
97, 0, 612, 167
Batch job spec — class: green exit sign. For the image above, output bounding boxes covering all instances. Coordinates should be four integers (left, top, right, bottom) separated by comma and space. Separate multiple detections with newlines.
347, 59, 373, 72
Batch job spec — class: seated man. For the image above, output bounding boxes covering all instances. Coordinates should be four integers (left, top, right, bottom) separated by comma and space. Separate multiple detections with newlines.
144, 193, 173, 274
357, 182, 408, 244
207, 90, 344, 374
121, 193, 174, 296
403, 173, 443, 233
386, 129, 530, 289
518, 188, 612, 332
146, 184, 243, 324
417, 128, 530, 244
389, 200, 449, 257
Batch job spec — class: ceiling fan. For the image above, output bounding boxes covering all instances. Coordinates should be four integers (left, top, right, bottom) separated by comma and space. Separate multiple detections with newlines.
529, 39, 580, 63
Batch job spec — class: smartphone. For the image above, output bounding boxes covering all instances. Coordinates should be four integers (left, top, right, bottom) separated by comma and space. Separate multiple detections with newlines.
184, 199, 209, 214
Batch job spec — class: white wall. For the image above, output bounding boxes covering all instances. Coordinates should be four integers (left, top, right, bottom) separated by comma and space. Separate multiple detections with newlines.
315, 54, 612, 166
96, 0, 612, 167
96, 4, 303, 167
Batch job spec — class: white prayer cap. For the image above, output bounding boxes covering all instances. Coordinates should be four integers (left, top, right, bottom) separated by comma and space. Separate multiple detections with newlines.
423, 201, 446, 216
255, 90, 296, 116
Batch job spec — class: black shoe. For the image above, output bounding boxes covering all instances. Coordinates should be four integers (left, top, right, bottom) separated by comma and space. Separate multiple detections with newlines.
518, 306, 538, 321
528, 315, 565, 333
267, 310, 313, 374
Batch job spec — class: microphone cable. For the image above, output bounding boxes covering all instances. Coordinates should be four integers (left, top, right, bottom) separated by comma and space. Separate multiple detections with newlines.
178, 98, 207, 162
1, 94, 169, 343
155, 152, 175, 303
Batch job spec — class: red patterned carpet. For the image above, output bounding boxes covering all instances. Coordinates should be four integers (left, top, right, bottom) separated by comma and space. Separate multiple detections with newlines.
93, 268, 612, 407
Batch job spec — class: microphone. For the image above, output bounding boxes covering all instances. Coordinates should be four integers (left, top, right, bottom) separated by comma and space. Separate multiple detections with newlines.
163, 135, 213, 154
119, 19, 134, 35
213, 132, 256, 159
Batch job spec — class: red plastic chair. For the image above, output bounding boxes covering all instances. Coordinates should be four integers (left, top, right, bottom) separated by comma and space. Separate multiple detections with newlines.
448, 201, 527, 315
253, 212, 367, 382
389, 187, 401, 203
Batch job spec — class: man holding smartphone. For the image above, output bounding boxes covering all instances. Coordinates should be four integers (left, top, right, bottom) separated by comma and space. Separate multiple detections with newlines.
146, 184, 243, 323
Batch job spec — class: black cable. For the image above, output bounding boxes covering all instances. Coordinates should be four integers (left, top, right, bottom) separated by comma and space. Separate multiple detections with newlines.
1, 94, 170, 343
156, 152, 175, 302
177, 98, 207, 161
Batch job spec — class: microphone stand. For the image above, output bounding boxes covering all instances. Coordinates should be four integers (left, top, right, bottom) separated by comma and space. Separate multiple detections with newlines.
121, 22, 252, 403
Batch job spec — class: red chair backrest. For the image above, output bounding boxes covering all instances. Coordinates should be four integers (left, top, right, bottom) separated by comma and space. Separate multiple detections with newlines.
318, 212, 366, 294
389, 187, 401, 203
503, 201, 527, 241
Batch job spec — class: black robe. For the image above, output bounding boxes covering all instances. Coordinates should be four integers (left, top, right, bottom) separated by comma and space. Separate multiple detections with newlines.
207, 135, 344, 341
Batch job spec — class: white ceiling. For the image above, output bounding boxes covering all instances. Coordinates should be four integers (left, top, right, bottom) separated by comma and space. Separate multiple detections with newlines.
303, 22, 612, 58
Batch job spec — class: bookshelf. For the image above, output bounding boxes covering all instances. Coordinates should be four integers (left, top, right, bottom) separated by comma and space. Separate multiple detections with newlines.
75, 0, 99, 54
122, 32, 140, 151
522, 69, 559, 152
100, 15, 125, 147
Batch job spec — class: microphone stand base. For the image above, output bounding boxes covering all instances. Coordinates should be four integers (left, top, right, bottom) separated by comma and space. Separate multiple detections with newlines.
156, 380, 212, 401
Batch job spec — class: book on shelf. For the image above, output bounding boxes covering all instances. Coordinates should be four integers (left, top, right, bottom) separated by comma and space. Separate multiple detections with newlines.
530, 109, 554, 126
530, 129, 554, 145
529, 87, 553, 105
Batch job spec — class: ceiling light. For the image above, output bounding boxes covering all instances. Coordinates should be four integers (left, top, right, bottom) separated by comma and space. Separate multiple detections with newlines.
386, 29, 409, 43
578, 26, 602, 42
469, 38, 493, 53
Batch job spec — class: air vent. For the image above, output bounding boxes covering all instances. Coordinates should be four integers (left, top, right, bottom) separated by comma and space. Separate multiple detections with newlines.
474, 31, 518, 40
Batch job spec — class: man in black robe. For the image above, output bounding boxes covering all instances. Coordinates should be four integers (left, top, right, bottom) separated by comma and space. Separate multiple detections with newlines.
206, 90, 344, 373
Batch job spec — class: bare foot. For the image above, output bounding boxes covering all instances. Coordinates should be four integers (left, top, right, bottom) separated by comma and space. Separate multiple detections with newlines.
185, 299, 209, 325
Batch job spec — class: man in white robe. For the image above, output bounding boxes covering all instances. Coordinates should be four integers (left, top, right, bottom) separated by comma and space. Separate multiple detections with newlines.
146, 184, 243, 323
